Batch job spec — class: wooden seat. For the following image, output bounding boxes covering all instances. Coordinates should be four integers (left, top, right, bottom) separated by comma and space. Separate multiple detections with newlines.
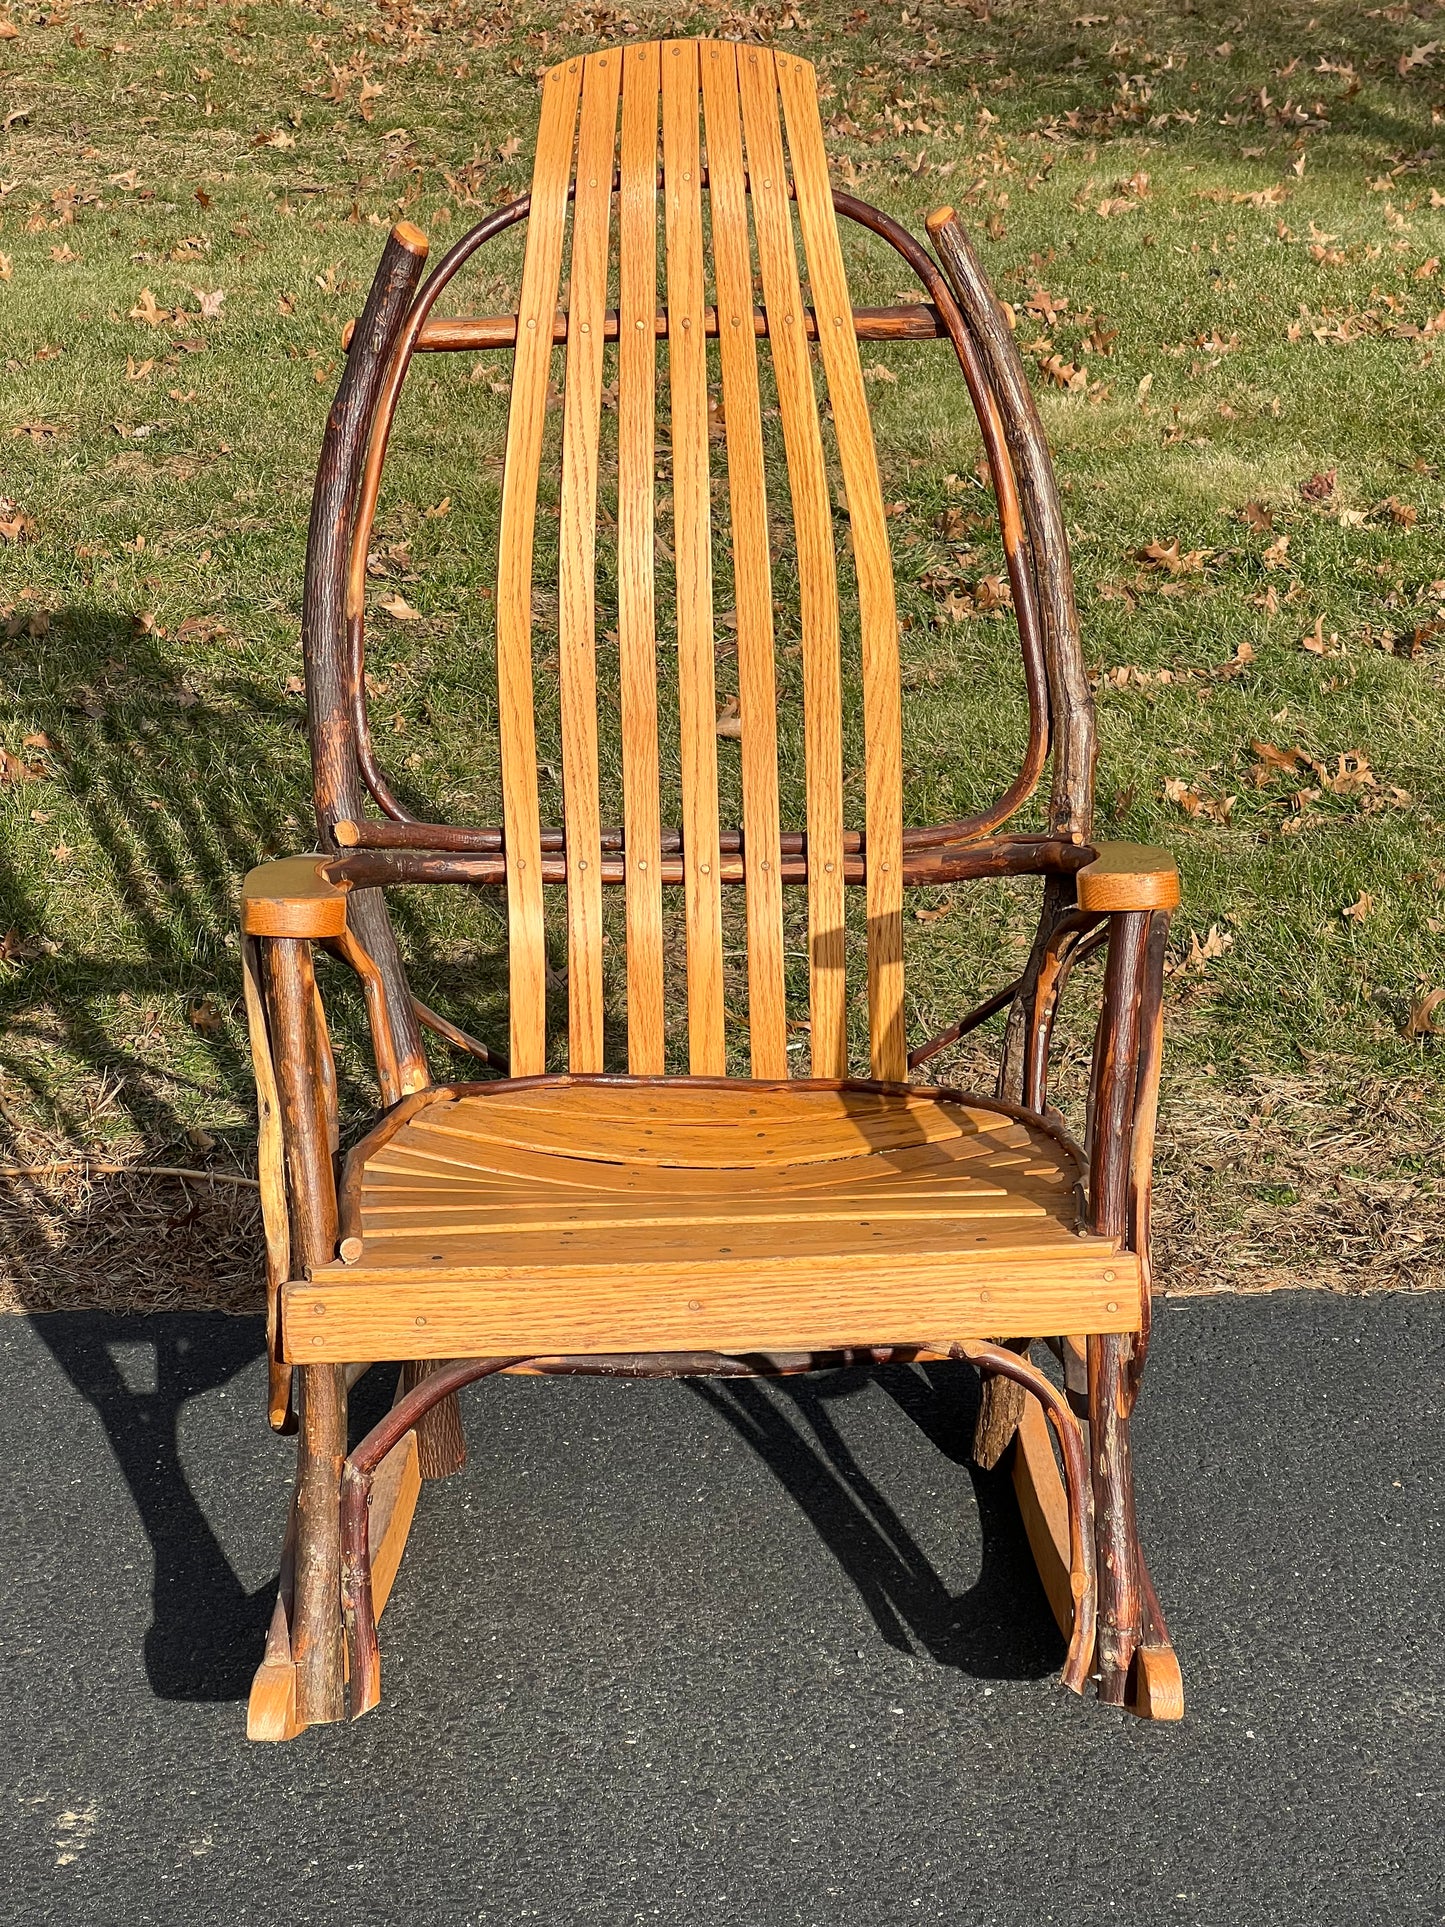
287, 1079, 1138, 1360
239, 35, 1186, 1741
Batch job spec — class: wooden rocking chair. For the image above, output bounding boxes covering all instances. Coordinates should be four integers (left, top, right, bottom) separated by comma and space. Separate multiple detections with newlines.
241, 38, 1184, 1741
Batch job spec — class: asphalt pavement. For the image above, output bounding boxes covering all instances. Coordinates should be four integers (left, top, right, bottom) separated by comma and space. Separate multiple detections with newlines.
1, 1291, 1440, 1927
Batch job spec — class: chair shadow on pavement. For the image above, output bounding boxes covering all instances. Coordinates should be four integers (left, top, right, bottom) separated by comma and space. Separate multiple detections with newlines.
29, 1311, 1060, 1707
692, 1357, 1063, 1682
30, 1312, 277, 1703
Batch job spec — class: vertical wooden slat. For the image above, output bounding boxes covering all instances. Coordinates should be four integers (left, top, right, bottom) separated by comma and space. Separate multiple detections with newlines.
776, 51, 905, 1081
557, 53, 620, 1072
700, 42, 789, 1081
496, 58, 582, 1076
737, 47, 847, 1079
661, 39, 725, 1076
617, 42, 666, 1075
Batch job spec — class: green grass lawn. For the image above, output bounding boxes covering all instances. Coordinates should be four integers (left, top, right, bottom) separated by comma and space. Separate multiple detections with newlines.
1, 0, 1443, 1304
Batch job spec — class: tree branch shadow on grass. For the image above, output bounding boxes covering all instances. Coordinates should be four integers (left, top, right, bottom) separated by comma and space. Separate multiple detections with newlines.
0, 605, 510, 1313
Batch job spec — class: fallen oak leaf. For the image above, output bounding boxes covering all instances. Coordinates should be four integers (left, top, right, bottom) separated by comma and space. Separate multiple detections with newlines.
1249, 740, 1310, 785
1300, 614, 1340, 655
1299, 467, 1336, 503
377, 592, 423, 621
715, 695, 743, 740
1136, 538, 1210, 575
1342, 891, 1374, 922
1164, 776, 1236, 824
1406, 987, 1445, 1038
129, 288, 170, 327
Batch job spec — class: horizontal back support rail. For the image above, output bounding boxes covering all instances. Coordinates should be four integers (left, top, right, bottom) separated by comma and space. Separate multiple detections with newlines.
333, 819, 1092, 860
346, 304, 946, 352
326, 834, 1090, 892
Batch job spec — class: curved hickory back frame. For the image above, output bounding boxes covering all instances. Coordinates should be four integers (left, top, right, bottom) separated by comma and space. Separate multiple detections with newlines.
302, 37, 1097, 1090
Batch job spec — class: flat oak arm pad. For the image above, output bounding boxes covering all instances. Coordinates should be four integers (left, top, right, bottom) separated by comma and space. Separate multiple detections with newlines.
1076, 843, 1180, 913
242, 855, 350, 938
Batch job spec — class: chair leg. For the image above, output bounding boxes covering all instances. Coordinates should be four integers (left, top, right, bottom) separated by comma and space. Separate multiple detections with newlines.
1087, 1331, 1183, 1717
291, 1362, 348, 1726
1087, 1332, 1140, 1703
400, 1360, 467, 1478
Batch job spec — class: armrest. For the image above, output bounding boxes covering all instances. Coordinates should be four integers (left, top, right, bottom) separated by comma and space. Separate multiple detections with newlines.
1076, 843, 1179, 914
242, 856, 350, 939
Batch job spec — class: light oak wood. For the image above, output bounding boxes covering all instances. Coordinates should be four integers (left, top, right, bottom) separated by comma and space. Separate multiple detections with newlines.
241, 933, 293, 1430
557, 53, 620, 1072
367, 1424, 422, 1617
777, 51, 906, 1082
1011, 1388, 1076, 1642
700, 43, 788, 1079
663, 40, 726, 1075
737, 47, 846, 1077
242, 856, 348, 939
286, 1253, 1136, 1363
496, 58, 582, 1074
391, 303, 950, 352
284, 1080, 1138, 1361
1130, 1642, 1186, 1721
1076, 842, 1181, 913
617, 42, 666, 1074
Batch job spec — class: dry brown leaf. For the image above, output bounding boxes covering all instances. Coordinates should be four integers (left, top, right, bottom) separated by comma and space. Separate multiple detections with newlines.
1164, 776, 1235, 824
1250, 740, 1309, 785
1342, 892, 1375, 922
1406, 987, 1445, 1038
188, 996, 225, 1036
1167, 924, 1234, 976
715, 696, 742, 740
1299, 467, 1336, 503
1318, 751, 1375, 796
914, 901, 954, 923
1136, 538, 1209, 576
378, 592, 423, 621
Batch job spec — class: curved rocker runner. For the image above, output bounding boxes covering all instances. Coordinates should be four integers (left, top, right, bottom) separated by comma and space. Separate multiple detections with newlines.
240, 36, 1184, 1740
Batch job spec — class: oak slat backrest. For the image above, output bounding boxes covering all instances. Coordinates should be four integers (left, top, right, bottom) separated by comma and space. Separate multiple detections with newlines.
496, 58, 582, 1076
698, 44, 788, 1079
615, 43, 667, 1075
661, 40, 727, 1076
777, 53, 906, 1081
556, 53, 620, 1072
507, 39, 901, 1080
